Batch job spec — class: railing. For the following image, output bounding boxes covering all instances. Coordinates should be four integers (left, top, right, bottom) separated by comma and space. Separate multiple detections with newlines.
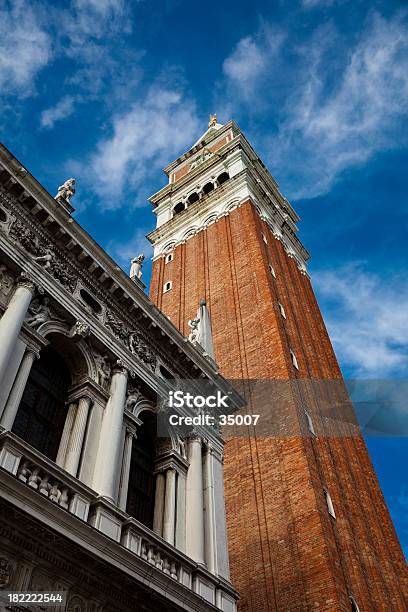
0, 430, 238, 612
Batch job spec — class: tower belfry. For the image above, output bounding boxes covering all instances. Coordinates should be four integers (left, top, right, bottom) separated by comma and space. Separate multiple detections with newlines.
148, 120, 408, 611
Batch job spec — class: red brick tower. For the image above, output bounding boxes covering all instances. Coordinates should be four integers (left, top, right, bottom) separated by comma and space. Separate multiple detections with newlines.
148, 118, 407, 611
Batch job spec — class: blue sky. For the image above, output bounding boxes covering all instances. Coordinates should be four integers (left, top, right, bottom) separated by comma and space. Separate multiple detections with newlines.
1, 0, 407, 556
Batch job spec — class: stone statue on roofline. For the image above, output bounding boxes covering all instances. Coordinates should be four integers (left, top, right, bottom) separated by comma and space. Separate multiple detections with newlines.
55, 178, 76, 203
130, 254, 145, 281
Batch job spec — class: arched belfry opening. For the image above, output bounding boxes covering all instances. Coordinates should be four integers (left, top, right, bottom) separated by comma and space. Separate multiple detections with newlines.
13, 345, 71, 461
126, 411, 157, 528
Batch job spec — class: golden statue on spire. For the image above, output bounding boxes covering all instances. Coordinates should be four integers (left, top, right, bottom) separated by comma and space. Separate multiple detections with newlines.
208, 114, 217, 128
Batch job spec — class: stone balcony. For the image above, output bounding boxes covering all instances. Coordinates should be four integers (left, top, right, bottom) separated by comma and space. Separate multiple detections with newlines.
0, 430, 238, 612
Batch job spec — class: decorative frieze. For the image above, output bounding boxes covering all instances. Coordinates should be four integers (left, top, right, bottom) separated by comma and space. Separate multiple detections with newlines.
0, 188, 179, 379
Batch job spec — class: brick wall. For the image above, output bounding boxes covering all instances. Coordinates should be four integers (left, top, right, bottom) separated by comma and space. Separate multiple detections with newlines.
150, 200, 408, 611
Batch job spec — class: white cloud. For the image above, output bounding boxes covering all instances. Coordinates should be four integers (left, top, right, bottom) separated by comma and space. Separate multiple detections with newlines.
222, 26, 285, 100
314, 264, 408, 376
40, 95, 77, 128
222, 11, 408, 199
88, 85, 201, 209
0, 0, 51, 95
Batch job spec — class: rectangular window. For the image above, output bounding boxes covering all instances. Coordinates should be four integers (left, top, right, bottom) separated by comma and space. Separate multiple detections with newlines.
324, 489, 336, 518
163, 281, 172, 293
278, 302, 286, 319
165, 253, 174, 264
290, 350, 299, 370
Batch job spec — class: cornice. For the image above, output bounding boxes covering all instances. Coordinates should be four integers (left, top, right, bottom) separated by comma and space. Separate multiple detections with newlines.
147, 169, 310, 266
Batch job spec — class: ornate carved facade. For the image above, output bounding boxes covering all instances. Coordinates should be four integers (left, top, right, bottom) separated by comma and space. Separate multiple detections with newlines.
0, 143, 240, 612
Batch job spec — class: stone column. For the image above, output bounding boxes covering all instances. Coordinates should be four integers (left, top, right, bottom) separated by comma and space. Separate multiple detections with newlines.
153, 472, 165, 536
64, 396, 92, 477
163, 468, 177, 545
185, 435, 205, 565
56, 402, 77, 467
0, 277, 36, 386
203, 443, 230, 579
92, 364, 128, 502
0, 347, 38, 430
118, 426, 136, 511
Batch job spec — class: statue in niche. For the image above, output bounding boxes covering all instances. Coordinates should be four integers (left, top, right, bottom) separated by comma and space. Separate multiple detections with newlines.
130, 254, 144, 281
55, 178, 76, 203
94, 353, 111, 389
25, 297, 52, 329
33, 247, 54, 269
187, 317, 200, 344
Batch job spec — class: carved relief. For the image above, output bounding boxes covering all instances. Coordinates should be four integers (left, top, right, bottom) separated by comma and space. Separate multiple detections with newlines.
48, 256, 77, 292
0, 263, 14, 297
33, 247, 54, 270
25, 297, 53, 329
9, 219, 43, 256
93, 351, 112, 390
125, 386, 142, 412
8, 219, 77, 292
70, 321, 91, 340
105, 309, 129, 343
67, 594, 85, 612
128, 331, 157, 370
0, 556, 12, 588
25, 296, 65, 330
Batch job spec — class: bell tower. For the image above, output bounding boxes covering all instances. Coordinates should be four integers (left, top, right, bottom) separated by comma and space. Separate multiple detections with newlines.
148, 118, 408, 611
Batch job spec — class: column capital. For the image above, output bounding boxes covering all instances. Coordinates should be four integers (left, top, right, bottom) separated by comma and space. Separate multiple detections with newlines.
17, 272, 43, 296
78, 394, 93, 407
112, 359, 130, 377
125, 424, 138, 438
186, 428, 203, 444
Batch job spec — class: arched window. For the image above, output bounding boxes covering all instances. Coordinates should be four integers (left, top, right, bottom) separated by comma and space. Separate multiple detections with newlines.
126, 412, 157, 528
187, 192, 199, 205
350, 595, 360, 612
173, 202, 184, 215
13, 346, 71, 461
217, 171, 229, 185
202, 182, 215, 195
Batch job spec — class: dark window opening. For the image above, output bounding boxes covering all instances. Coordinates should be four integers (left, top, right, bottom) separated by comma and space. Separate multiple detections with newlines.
0, 208, 7, 223
13, 346, 71, 461
79, 289, 102, 314
159, 364, 174, 380
173, 202, 184, 215
217, 172, 229, 185
187, 192, 199, 205
126, 412, 157, 528
202, 182, 214, 195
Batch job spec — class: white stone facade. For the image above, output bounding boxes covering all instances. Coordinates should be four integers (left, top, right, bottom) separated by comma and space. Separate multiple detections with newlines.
0, 143, 239, 612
